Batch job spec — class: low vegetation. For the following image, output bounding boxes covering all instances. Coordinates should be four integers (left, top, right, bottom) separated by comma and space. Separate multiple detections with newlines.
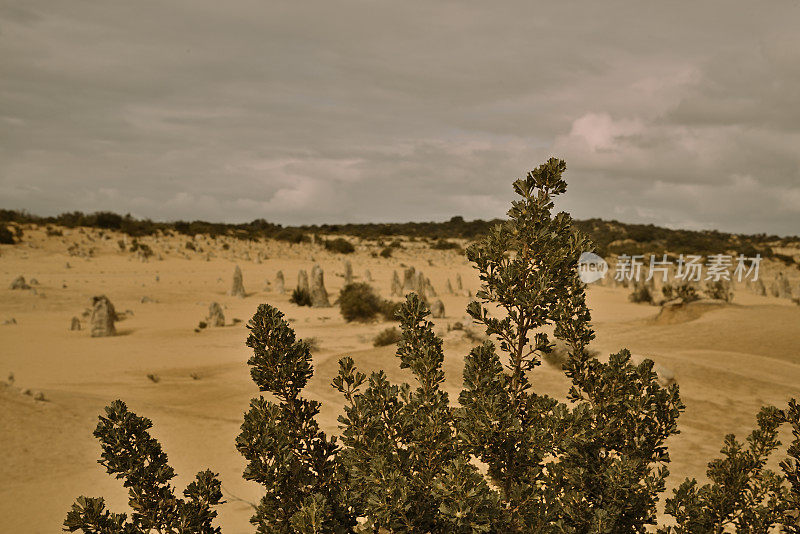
0, 225, 15, 244
289, 287, 312, 307
372, 326, 402, 347
704, 280, 734, 302
629, 282, 654, 304
323, 237, 355, 254
337, 282, 402, 323
675, 282, 701, 303
3, 199, 797, 257
429, 238, 462, 251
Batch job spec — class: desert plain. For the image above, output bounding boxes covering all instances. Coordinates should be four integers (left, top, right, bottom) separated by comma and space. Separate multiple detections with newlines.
2, 226, 800, 533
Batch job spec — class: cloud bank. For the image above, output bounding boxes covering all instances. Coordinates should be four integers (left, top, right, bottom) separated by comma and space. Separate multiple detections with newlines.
1, 0, 799, 234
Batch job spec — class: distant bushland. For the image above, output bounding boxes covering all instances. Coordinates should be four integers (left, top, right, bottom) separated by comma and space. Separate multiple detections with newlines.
1, 207, 797, 258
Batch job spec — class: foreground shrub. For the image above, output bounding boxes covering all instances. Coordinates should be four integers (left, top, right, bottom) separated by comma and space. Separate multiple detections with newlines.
66, 158, 800, 534
659, 401, 800, 533
63, 401, 223, 533
324, 238, 355, 254
237, 306, 353, 533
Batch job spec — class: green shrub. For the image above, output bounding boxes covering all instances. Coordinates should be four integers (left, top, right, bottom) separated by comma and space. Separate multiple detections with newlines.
373, 326, 402, 347
289, 287, 312, 307
131, 240, 154, 258
675, 281, 700, 303
661, 402, 800, 533
379, 299, 403, 321
0, 225, 16, 244
63, 401, 223, 533
65, 159, 800, 534
274, 228, 309, 244
774, 253, 796, 266
93, 211, 124, 230
662, 282, 674, 300
324, 237, 355, 254
338, 282, 382, 322
629, 282, 654, 304
704, 280, 733, 302
430, 239, 462, 251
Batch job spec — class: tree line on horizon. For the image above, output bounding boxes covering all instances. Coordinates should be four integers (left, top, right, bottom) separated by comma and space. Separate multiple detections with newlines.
0, 207, 797, 261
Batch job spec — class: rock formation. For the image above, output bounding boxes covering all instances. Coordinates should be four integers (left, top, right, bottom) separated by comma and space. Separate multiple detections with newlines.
391, 271, 402, 297
344, 260, 354, 285
776, 273, 793, 299
310, 265, 330, 307
90, 295, 117, 337
430, 299, 445, 318
206, 302, 225, 327
753, 278, 767, 296
421, 274, 437, 297
297, 269, 310, 294
275, 270, 286, 294
402, 267, 416, 293
70, 317, 81, 331
229, 265, 246, 297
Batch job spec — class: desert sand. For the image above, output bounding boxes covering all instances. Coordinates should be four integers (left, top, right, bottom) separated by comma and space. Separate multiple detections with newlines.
2, 226, 799, 533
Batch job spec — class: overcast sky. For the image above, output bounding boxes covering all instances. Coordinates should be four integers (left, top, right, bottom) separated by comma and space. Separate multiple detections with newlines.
2, 1, 799, 235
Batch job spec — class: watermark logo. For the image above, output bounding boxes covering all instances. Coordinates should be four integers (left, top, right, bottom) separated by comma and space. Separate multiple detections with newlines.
614, 254, 761, 283
578, 252, 608, 284
577, 253, 761, 284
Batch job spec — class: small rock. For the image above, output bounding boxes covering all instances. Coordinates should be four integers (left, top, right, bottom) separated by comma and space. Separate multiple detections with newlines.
430, 299, 445, 318
9, 276, 30, 290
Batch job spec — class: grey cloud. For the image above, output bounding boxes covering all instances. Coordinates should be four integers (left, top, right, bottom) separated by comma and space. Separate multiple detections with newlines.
1, 0, 799, 234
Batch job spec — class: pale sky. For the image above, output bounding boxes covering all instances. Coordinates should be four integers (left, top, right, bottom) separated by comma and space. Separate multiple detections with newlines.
2, 1, 799, 235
